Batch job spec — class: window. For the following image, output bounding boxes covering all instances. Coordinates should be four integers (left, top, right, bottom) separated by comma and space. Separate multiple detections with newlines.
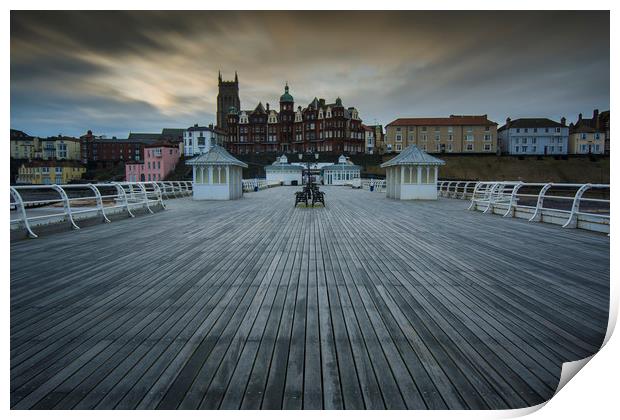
516, 128, 521, 133
595, 144, 600, 151
532, 138, 537, 144
521, 146, 527, 152
395, 134, 402, 142
434, 126, 440, 132
533, 128, 538, 133
396, 127, 401, 132
435, 134, 440, 141
595, 133, 601, 140
484, 144, 491, 151
515, 146, 519, 153
532, 146, 537, 152
524, 128, 529, 133
421, 126, 427, 132
448, 134, 453, 141
422, 134, 427, 141
466, 144, 473, 151
395, 144, 402, 151
581, 133, 587, 140
465, 134, 474, 141
545, 128, 549, 133
408, 133, 414, 141
555, 127, 561, 133
581, 144, 587, 152
484, 134, 492, 141
448, 126, 453, 133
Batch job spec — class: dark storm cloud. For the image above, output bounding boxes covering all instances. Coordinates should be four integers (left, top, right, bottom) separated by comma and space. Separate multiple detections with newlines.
10, 10, 609, 138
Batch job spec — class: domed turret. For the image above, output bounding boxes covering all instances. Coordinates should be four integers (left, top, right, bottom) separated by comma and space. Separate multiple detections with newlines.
280, 82, 294, 103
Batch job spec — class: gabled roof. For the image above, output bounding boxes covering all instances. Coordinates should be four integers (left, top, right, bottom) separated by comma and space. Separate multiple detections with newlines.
499, 118, 564, 131
128, 132, 161, 140
387, 115, 497, 127
186, 145, 248, 167
187, 125, 210, 131
252, 102, 266, 115
161, 128, 185, 139
380, 145, 445, 167
11, 129, 32, 140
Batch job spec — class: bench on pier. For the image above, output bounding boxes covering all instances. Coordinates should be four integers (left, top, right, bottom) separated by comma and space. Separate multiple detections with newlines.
312, 190, 326, 207
294, 191, 309, 207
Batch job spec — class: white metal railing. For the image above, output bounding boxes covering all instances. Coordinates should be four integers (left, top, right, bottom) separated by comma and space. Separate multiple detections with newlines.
361, 178, 386, 192
242, 178, 280, 192
437, 180, 480, 200
438, 180, 610, 234
10, 181, 192, 239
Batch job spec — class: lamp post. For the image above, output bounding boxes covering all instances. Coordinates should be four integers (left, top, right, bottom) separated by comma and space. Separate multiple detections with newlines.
298, 151, 319, 185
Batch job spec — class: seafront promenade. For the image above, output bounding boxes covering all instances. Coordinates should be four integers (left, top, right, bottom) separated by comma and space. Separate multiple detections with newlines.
10, 186, 609, 409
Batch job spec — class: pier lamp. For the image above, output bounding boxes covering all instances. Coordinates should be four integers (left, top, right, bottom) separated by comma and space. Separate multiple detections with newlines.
298, 151, 319, 184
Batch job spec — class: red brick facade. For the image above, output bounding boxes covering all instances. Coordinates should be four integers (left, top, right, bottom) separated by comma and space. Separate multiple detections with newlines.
224, 84, 365, 154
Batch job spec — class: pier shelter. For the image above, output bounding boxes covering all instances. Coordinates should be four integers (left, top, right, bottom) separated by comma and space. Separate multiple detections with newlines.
381, 145, 445, 200
265, 155, 303, 186
187, 145, 247, 200
322, 155, 361, 185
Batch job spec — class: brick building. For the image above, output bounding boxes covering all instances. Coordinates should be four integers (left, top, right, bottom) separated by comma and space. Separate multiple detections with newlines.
80, 130, 158, 163
385, 115, 498, 153
224, 83, 365, 154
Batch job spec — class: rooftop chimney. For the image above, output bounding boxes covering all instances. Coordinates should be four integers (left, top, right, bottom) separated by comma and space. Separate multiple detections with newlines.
593, 109, 600, 129
505, 117, 511, 127
578, 113, 583, 121
561, 117, 566, 126
266, 103, 270, 111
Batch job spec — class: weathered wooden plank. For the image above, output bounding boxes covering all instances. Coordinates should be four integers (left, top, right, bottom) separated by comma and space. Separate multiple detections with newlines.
10, 186, 609, 410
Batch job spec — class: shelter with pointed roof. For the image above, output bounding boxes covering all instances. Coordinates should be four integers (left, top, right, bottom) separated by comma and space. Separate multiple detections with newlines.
265, 154, 302, 186
186, 144, 248, 200
322, 155, 361, 185
380, 145, 445, 200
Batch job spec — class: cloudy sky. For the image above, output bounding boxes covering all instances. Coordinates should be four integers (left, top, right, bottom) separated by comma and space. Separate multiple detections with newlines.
11, 10, 609, 138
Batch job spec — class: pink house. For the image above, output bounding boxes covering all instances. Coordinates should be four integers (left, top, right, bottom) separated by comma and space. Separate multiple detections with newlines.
126, 142, 180, 182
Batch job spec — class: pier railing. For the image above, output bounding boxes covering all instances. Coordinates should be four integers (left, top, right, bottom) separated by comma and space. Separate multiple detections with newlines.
10, 181, 192, 239
438, 180, 610, 233
242, 179, 280, 192
361, 179, 387, 192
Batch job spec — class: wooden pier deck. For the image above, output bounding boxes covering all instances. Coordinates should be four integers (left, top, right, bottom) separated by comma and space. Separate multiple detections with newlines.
10, 186, 609, 409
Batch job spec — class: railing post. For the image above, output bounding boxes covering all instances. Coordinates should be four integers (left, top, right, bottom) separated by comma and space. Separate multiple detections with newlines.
483, 183, 500, 214
138, 182, 154, 214
502, 182, 524, 218
151, 182, 165, 209
10, 187, 38, 238
467, 182, 482, 210
51, 184, 80, 230
113, 182, 135, 218
563, 184, 591, 228
528, 183, 553, 222
87, 183, 111, 223
463, 182, 472, 199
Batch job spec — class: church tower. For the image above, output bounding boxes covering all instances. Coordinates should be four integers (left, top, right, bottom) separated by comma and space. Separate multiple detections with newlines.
216, 71, 240, 130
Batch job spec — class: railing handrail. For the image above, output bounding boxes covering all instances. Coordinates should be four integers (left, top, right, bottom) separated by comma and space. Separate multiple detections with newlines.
438, 180, 609, 233
10, 181, 193, 239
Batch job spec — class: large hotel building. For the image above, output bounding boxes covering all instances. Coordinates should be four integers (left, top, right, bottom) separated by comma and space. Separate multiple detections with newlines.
385, 115, 499, 153
217, 73, 366, 154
